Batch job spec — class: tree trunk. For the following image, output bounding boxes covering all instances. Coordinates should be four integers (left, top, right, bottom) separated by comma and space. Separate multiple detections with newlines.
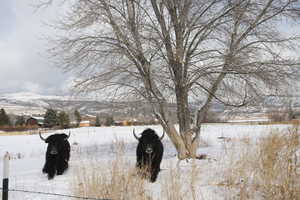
157, 110, 199, 160
175, 86, 190, 134
163, 123, 189, 160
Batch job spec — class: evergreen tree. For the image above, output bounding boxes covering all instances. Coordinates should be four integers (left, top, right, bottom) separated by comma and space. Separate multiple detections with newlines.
105, 115, 114, 126
0, 108, 11, 126
74, 109, 81, 127
15, 115, 26, 126
44, 109, 58, 128
58, 111, 70, 129
95, 115, 101, 127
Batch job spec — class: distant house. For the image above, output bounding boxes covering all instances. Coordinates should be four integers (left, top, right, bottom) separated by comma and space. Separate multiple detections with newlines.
79, 120, 90, 127
26, 117, 44, 127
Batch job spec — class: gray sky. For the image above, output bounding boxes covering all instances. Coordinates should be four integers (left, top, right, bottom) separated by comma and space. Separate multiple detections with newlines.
0, 1, 72, 95
1, 1, 300, 97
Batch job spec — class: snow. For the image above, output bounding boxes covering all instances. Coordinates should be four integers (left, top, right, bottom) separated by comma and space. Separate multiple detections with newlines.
0, 124, 293, 199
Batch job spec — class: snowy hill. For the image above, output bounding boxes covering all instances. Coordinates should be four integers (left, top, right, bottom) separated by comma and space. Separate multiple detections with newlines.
0, 92, 166, 120
1, 92, 299, 121
0, 92, 86, 115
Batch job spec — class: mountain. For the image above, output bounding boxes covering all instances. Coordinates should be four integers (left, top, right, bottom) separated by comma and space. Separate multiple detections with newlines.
1, 92, 299, 123
0, 92, 101, 113
0, 92, 164, 121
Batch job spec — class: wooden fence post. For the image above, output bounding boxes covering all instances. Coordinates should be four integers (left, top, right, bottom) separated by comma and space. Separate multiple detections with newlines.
2, 152, 10, 200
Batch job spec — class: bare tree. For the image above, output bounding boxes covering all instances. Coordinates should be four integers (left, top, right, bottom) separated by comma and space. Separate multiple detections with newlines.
39, 0, 300, 160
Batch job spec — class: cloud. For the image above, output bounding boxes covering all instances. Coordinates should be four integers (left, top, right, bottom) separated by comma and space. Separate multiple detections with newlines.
0, 0, 72, 95
23, 82, 42, 93
0, 1, 16, 39
0, 45, 22, 70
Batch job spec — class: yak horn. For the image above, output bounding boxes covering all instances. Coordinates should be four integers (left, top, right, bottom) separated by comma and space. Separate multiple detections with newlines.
160, 130, 165, 140
39, 131, 46, 141
67, 131, 71, 139
133, 128, 140, 140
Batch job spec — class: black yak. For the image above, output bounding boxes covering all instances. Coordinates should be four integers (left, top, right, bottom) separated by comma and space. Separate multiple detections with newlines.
39, 132, 71, 179
133, 128, 164, 182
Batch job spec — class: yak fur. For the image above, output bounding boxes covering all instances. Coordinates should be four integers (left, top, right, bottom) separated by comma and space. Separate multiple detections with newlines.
135, 128, 164, 182
42, 133, 70, 179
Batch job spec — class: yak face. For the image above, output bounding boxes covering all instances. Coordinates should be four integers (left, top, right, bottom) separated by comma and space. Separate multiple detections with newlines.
40, 132, 71, 179
145, 144, 153, 154
134, 128, 164, 182
139, 130, 160, 155
48, 143, 58, 155
45, 134, 69, 155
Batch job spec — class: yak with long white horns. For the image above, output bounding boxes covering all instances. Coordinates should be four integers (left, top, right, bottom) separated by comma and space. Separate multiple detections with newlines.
133, 128, 164, 182
39, 132, 71, 179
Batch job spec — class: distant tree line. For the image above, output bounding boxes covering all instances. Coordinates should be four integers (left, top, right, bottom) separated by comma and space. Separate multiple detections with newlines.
0, 108, 11, 127
0, 108, 75, 131
0, 106, 158, 132
43, 108, 71, 129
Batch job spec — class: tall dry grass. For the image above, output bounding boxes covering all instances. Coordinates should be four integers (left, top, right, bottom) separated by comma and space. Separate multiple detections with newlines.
162, 161, 201, 200
71, 124, 300, 199
222, 123, 300, 200
72, 141, 152, 200
71, 140, 203, 200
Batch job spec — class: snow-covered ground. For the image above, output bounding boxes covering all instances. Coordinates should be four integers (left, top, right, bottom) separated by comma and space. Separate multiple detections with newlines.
0, 124, 293, 199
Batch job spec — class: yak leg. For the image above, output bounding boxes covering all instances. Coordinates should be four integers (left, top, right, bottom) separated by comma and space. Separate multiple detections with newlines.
43, 157, 56, 179
57, 150, 69, 175
42, 163, 48, 174
43, 155, 51, 173
46, 162, 56, 179
57, 157, 68, 175
57, 146, 70, 175
150, 167, 160, 182
150, 158, 161, 183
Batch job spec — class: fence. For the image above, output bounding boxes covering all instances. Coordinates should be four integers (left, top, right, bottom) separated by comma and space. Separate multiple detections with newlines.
0, 187, 111, 200
1, 152, 111, 200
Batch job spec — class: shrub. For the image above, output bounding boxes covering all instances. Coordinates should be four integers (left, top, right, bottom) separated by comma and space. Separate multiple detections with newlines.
267, 111, 289, 122
222, 124, 300, 199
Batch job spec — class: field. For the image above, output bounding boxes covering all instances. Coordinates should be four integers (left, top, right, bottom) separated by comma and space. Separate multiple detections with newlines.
0, 123, 299, 200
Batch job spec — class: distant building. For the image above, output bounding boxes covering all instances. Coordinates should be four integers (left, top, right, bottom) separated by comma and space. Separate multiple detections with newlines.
79, 120, 90, 127
81, 115, 96, 126
26, 116, 44, 127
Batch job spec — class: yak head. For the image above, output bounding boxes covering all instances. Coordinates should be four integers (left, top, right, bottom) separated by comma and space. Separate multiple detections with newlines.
133, 128, 164, 154
39, 132, 70, 155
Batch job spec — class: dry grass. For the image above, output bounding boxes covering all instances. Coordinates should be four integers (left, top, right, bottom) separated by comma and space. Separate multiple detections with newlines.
162, 161, 201, 200
0, 129, 62, 136
205, 119, 300, 126
72, 141, 152, 200
267, 111, 290, 122
0, 131, 34, 136
221, 123, 300, 200
70, 123, 300, 199
72, 140, 203, 200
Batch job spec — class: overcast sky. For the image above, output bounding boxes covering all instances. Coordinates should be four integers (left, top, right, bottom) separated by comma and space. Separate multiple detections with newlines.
1, 1, 300, 97
0, 1, 73, 96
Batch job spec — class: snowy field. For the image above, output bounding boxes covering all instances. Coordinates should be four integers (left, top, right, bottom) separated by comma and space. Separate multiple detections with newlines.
0, 124, 294, 200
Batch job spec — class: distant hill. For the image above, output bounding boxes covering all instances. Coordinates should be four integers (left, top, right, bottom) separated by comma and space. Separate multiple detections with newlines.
1, 92, 300, 122
0, 92, 175, 122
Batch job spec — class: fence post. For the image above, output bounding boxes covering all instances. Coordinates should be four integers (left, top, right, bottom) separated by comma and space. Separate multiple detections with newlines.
2, 152, 10, 200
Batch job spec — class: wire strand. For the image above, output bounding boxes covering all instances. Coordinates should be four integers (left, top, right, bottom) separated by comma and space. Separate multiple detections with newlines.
0, 187, 111, 200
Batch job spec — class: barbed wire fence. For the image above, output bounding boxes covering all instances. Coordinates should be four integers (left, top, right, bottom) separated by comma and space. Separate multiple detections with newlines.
0, 187, 111, 200
1, 152, 111, 200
